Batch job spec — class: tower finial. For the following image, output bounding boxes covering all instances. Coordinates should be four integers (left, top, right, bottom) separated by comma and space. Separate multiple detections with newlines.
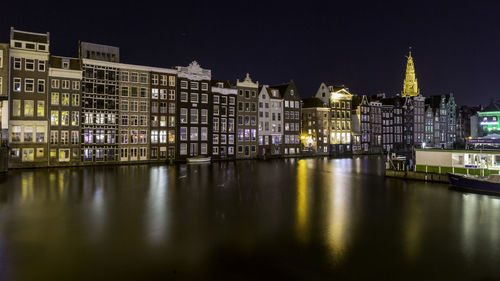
409, 46, 412, 56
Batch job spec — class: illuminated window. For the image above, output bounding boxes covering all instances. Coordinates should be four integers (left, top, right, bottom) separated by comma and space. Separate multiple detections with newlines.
24, 100, 34, 117
37, 101, 45, 117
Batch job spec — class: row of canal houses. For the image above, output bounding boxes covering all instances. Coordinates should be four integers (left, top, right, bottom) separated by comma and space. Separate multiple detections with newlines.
301, 49, 475, 156
0, 28, 478, 169
0, 28, 303, 168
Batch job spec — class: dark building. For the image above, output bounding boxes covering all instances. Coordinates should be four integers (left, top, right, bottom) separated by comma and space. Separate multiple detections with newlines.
149, 69, 177, 161
272, 80, 301, 155
301, 97, 330, 154
176, 61, 211, 159
236, 74, 259, 158
8, 28, 50, 167
211, 80, 237, 159
48, 56, 82, 165
79, 43, 120, 163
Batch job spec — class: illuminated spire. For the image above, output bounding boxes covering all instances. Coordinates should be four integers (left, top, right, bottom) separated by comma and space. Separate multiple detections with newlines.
402, 47, 420, 97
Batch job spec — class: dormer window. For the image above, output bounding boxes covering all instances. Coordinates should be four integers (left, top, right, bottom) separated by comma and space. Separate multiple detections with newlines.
217, 82, 224, 88
14, 42, 22, 48
63, 61, 69, 69
26, 43, 35, 49
38, 44, 46, 51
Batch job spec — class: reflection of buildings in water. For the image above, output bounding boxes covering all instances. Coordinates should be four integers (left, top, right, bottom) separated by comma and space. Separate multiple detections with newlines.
326, 169, 350, 263
146, 166, 170, 245
296, 159, 309, 242
21, 171, 35, 203
403, 197, 421, 262
461, 195, 500, 261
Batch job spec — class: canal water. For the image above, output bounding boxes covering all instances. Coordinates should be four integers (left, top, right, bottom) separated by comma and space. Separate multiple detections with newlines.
0, 156, 499, 281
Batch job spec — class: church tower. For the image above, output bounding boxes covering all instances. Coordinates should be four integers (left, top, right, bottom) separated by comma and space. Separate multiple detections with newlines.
402, 48, 420, 97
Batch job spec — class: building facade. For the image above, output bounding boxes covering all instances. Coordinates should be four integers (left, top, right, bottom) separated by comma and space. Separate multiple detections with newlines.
329, 87, 352, 155
48, 56, 82, 165
176, 61, 211, 159
301, 98, 329, 154
236, 74, 259, 158
118, 65, 150, 162
0, 43, 8, 142
211, 80, 236, 159
257, 85, 283, 156
8, 28, 50, 167
149, 69, 177, 161
273, 81, 301, 155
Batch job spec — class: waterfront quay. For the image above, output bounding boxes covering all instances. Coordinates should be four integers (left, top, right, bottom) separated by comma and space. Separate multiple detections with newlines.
0, 157, 499, 281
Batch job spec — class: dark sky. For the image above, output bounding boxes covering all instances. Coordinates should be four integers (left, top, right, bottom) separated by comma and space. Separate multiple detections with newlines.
2, 1, 499, 106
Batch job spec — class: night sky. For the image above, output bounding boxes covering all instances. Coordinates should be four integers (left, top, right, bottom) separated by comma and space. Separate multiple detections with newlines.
2, 1, 499, 106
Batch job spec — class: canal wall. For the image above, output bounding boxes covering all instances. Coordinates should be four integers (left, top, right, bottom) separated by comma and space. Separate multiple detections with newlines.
385, 169, 449, 183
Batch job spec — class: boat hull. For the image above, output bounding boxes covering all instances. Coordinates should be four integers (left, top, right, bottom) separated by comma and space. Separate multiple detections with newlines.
186, 157, 211, 164
448, 173, 500, 194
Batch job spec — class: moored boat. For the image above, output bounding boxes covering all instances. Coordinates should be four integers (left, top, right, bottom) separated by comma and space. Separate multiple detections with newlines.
448, 173, 500, 194
186, 156, 211, 164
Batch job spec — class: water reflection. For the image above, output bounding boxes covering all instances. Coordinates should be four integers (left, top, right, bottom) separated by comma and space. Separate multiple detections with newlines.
295, 159, 309, 243
0, 158, 499, 280
146, 166, 170, 245
325, 159, 351, 265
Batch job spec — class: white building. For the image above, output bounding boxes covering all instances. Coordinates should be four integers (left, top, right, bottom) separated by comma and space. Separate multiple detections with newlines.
257, 85, 283, 156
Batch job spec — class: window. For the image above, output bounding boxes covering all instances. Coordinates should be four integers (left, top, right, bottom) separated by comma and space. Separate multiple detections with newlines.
169, 76, 176, 86
180, 92, 188, 102
190, 109, 198, 124
190, 127, 198, 141
50, 131, 58, 144
72, 81, 80, 90
71, 112, 79, 126
51, 93, 59, 105
37, 79, 45, 93
160, 75, 167, 86
160, 130, 167, 143
201, 83, 208, 91
24, 100, 34, 117
140, 73, 148, 84
12, 99, 21, 116
72, 94, 80, 107
131, 72, 138, 83
24, 126, 33, 142
169, 103, 175, 114
130, 115, 138, 126
37, 101, 45, 117
14, 58, 21, 70
51, 79, 60, 89
140, 102, 148, 112
62, 80, 70, 89
180, 143, 187, 155
38, 60, 45, 72
190, 81, 199, 90
60, 131, 69, 145
190, 93, 198, 103
152, 74, 159, 85
11, 126, 21, 142
13, 78, 21, 92
201, 109, 208, 124
51, 111, 59, 126
25, 59, 35, 71
180, 108, 188, 123
201, 94, 208, 103
25, 79, 34, 92
130, 101, 138, 112
180, 127, 187, 141
201, 127, 208, 141
169, 90, 175, 100
61, 93, 70, 106
140, 87, 147, 98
